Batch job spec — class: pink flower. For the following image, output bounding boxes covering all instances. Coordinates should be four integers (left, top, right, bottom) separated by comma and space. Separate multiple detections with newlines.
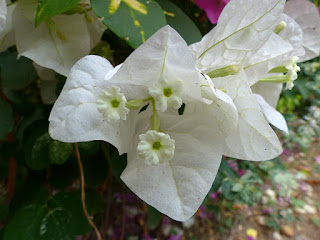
194, 0, 230, 24
315, 155, 320, 164
209, 192, 219, 200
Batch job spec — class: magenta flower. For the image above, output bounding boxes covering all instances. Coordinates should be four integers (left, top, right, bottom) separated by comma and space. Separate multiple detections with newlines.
315, 155, 320, 164
194, 0, 230, 24
209, 192, 219, 200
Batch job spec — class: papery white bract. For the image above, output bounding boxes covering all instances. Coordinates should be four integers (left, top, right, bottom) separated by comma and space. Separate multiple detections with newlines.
284, 0, 320, 62
108, 26, 203, 104
0, 3, 15, 52
254, 94, 288, 134
0, 0, 7, 32
49, 55, 143, 155
191, 0, 286, 73
137, 130, 175, 165
212, 70, 283, 160
33, 63, 58, 104
121, 107, 223, 221
12, 0, 105, 76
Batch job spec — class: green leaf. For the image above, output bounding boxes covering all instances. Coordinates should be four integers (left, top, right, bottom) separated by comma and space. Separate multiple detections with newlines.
48, 192, 91, 235
91, 0, 167, 48
86, 189, 104, 215
35, 0, 81, 27
0, 99, 14, 140
49, 141, 73, 165
156, 0, 201, 45
147, 205, 162, 230
0, 51, 37, 90
221, 179, 236, 200
40, 208, 73, 240
25, 133, 52, 170
4, 205, 47, 240
231, 183, 243, 192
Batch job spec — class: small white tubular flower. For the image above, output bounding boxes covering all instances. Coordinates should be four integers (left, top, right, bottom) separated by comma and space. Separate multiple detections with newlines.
137, 130, 175, 165
148, 77, 183, 112
285, 57, 300, 90
96, 86, 130, 123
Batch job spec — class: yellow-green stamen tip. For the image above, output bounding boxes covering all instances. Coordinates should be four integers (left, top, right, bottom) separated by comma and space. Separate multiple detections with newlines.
163, 88, 172, 97
111, 99, 120, 108
274, 21, 287, 34
152, 141, 162, 150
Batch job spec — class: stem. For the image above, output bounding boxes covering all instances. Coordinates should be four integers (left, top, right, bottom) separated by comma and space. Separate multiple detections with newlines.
259, 75, 291, 83
315, 0, 319, 7
74, 143, 102, 240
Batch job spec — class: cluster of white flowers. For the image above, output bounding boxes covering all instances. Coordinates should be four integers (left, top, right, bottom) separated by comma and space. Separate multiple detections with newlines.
1, 0, 319, 222
47, 0, 320, 221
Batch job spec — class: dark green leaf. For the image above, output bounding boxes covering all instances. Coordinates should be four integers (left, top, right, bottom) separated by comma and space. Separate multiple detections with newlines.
35, 0, 81, 27
86, 189, 104, 215
110, 151, 127, 182
39, 208, 73, 240
91, 0, 166, 48
78, 141, 100, 156
48, 192, 91, 235
4, 205, 47, 240
147, 205, 162, 230
25, 133, 52, 170
0, 99, 14, 140
8, 181, 49, 219
156, 0, 202, 45
49, 141, 73, 165
0, 51, 37, 90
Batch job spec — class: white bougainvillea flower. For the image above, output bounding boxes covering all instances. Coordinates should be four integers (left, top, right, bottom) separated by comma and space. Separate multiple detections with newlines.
0, 0, 7, 31
49, 25, 241, 221
12, 0, 105, 76
137, 130, 175, 165
96, 86, 130, 123
149, 77, 183, 112
284, 0, 320, 62
244, 14, 305, 86
212, 69, 282, 160
108, 25, 203, 106
121, 107, 224, 221
49, 55, 147, 155
190, 0, 286, 73
0, 3, 15, 52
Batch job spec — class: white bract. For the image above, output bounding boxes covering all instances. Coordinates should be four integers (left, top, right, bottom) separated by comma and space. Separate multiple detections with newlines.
190, 0, 286, 161
10, 0, 106, 76
284, 0, 320, 62
0, 3, 15, 52
0, 0, 7, 32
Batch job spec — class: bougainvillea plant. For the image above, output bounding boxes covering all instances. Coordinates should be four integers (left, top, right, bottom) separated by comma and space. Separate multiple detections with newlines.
0, 0, 320, 239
